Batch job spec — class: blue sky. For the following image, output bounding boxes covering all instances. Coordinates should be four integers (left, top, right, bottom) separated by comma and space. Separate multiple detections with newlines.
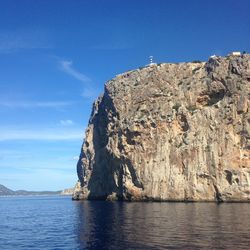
0, 0, 249, 191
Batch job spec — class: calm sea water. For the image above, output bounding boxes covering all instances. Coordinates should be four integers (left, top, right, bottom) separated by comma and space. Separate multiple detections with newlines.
0, 196, 249, 249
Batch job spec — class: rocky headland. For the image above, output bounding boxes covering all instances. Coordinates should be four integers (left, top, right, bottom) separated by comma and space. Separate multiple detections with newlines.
73, 53, 250, 202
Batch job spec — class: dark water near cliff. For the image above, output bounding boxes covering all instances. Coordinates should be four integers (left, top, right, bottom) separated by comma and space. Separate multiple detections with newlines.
0, 196, 249, 249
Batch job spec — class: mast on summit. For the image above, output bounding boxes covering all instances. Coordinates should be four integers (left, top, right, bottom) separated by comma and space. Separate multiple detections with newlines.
149, 56, 154, 65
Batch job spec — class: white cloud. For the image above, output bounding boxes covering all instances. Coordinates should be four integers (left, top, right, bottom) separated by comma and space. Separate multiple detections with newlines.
73, 156, 79, 161
0, 127, 84, 141
59, 60, 91, 83
0, 30, 52, 53
0, 101, 73, 108
60, 119, 74, 126
81, 87, 100, 100
58, 58, 101, 100
0, 170, 76, 191
58, 58, 102, 100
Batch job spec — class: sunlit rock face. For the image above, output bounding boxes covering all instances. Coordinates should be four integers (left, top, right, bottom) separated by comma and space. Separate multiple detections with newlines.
73, 54, 250, 202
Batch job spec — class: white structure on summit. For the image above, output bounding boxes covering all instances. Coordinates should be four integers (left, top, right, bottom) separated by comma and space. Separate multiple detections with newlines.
149, 56, 154, 64
230, 51, 241, 56
148, 56, 156, 66
210, 52, 242, 59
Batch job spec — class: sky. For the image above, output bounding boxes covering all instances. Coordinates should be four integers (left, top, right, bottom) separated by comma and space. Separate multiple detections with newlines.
0, 0, 249, 191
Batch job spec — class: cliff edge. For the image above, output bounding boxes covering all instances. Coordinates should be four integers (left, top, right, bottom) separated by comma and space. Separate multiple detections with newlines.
73, 54, 250, 202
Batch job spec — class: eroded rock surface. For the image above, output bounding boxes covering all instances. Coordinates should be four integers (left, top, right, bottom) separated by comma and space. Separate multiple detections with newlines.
73, 54, 250, 202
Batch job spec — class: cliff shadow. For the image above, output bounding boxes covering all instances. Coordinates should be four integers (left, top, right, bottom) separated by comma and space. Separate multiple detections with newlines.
86, 92, 125, 200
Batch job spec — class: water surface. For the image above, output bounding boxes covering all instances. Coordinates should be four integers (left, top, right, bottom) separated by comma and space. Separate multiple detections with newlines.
0, 196, 249, 249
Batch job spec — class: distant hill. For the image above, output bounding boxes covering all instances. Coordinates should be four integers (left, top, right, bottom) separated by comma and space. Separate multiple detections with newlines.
0, 184, 15, 195
0, 184, 61, 196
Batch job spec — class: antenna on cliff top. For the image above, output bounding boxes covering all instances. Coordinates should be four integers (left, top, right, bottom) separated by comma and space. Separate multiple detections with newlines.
149, 56, 153, 65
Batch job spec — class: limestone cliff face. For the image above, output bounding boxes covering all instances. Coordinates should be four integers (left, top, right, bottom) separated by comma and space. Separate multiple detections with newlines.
73, 54, 250, 202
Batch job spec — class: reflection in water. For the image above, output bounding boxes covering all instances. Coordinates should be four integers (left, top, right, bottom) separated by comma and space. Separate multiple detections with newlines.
73, 201, 250, 249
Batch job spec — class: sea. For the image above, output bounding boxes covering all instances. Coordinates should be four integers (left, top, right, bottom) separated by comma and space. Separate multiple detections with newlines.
0, 196, 249, 250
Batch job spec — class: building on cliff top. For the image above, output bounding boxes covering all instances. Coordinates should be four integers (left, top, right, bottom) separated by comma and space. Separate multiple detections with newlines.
230, 51, 241, 56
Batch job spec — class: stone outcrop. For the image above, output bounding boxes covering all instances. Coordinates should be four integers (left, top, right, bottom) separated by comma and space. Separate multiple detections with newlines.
73, 54, 250, 202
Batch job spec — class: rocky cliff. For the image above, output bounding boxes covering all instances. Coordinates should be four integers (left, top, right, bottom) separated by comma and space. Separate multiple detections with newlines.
73, 54, 250, 202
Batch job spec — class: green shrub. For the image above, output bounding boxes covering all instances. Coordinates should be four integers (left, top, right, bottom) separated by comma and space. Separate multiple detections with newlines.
187, 105, 197, 112
172, 103, 181, 111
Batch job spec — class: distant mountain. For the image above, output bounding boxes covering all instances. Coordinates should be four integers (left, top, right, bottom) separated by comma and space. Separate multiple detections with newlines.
0, 184, 61, 196
0, 184, 15, 195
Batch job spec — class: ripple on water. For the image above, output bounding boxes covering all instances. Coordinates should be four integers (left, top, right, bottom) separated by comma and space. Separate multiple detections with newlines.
0, 196, 250, 249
